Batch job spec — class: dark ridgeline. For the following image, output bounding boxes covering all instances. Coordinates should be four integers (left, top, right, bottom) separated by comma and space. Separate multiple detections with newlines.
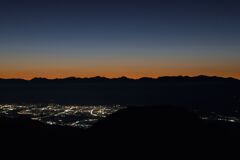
1, 76, 240, 154
0, 75, 239, 114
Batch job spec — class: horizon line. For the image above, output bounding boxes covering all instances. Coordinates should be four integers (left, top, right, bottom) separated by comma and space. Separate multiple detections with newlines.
0, 75, 239, 81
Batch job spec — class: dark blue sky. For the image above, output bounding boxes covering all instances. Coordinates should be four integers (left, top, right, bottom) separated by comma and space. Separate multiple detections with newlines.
0, 0, 240, 79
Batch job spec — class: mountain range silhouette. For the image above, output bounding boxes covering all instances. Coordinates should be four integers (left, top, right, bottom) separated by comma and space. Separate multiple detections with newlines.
1, 76, 240, 154
0, 75, 239, 114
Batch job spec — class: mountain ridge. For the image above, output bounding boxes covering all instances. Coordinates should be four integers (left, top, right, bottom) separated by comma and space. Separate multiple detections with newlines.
0, 75, 238, 82
0, 75, 239, 113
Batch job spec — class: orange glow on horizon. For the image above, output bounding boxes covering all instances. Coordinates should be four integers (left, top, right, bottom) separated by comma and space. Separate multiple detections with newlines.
1, 53, 239, 79
0, 67, 239, 80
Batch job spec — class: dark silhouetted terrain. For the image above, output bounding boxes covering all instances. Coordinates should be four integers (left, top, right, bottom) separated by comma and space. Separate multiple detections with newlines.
0, 106, 240, 157
0, 76, 240, 114
1, 76, 240, 154
1, 106, 240, 142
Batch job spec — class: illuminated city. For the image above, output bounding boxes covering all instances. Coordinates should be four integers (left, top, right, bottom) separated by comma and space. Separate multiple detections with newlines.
1, 104, 240, 130
199, 112, 240, 123
0, 104, 124, 129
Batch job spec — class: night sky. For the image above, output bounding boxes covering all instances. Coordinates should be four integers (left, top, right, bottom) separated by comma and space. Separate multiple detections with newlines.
0, 0, 240, 79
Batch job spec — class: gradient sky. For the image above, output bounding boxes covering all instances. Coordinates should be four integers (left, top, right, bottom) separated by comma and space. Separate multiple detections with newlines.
0, 0, 240, 79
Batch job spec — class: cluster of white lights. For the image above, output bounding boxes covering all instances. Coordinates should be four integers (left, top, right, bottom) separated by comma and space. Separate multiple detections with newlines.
200, 113, 240, 123
0, 104, 124, 129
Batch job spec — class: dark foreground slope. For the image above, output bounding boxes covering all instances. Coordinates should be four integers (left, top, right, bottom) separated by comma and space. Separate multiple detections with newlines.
0, 116, 84, 138
89, 106, 240, 143
1, 106, 240, 149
